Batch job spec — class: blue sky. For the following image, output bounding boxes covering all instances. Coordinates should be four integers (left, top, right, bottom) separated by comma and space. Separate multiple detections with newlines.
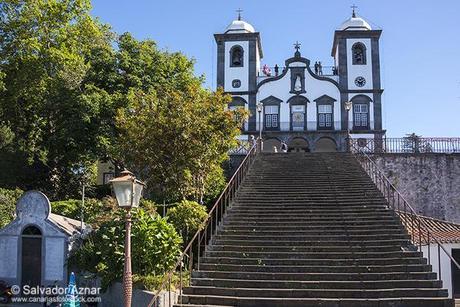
91, 0, 460, 137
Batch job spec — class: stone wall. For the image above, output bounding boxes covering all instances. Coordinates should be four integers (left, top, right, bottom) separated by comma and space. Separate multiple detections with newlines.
371, 153, 460, 224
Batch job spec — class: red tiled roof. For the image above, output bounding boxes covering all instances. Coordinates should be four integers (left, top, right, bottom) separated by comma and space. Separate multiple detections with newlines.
398, 212, 460, 244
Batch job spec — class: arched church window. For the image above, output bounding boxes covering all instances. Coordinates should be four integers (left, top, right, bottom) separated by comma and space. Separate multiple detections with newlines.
230, 45, 244, 67
352, 43, 366, 65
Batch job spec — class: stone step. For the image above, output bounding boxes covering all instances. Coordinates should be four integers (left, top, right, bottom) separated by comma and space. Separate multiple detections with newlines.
179, 295, 454, 306
207, 244, 408, 253
198, 262, 430, 274
201, 256, 426, 266
204, 250, 422, 260
216, 229, 404, 237
237, 190, 382, 194
220, 224, 404, 231
212, 239, 412, 247
228, 208, 390, 215
191, 278, 442, 290
224, 216, 398, 223
177, 153, 451, 305
182, 286, 449, 299
232, 200, 389, 206
224, 214, 395, 220
192, 270, 437, 281
212, 234, 411, 241
221, 221, 404, 228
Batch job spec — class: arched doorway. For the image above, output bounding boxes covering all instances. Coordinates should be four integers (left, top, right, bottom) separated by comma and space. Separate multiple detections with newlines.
21, 225, 42, 287
288, 138, 309, 152
262, 138, 281, 153
315, 137, 338, 152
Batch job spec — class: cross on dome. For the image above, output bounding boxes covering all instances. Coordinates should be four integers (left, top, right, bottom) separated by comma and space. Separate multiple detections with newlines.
236, 8, 243, 21
351, 4, 358, 18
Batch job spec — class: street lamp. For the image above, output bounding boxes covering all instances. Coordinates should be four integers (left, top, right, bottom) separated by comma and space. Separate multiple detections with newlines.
256, 102, 263, 151
345, 101, 352, 151
110, 170, 145, 307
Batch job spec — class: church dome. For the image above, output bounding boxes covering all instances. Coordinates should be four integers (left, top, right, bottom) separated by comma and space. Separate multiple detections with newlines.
339, 15, 372, 31
225, 19, 255, 34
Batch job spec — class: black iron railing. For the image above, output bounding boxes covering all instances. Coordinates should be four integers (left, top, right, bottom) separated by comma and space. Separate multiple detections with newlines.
350, 142, 460, 282
350, 137, 460, 154
147, 140, 260, 307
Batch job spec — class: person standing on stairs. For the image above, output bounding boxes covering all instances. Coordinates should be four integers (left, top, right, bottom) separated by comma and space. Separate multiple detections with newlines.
281, 141, 288, 153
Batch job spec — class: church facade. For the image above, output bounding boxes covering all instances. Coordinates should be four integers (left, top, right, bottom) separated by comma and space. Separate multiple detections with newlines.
215, 11, 385, 152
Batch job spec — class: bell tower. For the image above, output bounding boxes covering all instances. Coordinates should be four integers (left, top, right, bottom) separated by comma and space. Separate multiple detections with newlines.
214, 11, 263, 130
332, 7, 383, 134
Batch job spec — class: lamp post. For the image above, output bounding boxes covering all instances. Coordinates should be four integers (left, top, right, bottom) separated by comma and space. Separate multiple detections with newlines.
256, 102, 263, 151
345, 101, 352, 151
110, 170, 145, 307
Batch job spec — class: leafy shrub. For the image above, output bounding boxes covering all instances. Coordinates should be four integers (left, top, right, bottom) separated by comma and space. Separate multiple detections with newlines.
69, 208, 182, 290
167, 200, 208, 242
133, 272, 189, 291
0, 188, 23, 228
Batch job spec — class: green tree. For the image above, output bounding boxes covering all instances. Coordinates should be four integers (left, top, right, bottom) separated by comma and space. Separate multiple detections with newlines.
0, 0, 114, 199
116, 87, 247, 203
0, 188, 23, 228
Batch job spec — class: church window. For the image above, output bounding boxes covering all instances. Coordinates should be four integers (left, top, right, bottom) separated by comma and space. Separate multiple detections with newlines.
318, 104, 333, 129
230, 45, 244, 67
353, 104, 369, 129
264, 105, 279, 130
352, 42, 366, 65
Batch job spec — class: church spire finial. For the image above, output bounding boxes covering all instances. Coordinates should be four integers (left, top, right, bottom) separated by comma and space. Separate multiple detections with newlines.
351, 4, 358, 18
236, 8, 243, 21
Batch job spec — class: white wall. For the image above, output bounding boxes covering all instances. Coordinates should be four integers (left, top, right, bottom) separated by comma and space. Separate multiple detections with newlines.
257, 61, 341, 130
224, 41, 249, 92
421, 243, 460, 298
0, 236, 18, 278
346, 38, 373, 90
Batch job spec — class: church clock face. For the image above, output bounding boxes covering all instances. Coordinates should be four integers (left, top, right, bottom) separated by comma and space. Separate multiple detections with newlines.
355, 76, 366, 87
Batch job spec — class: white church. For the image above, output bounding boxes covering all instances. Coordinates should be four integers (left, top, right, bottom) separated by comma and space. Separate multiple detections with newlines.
215, 9, 385, 152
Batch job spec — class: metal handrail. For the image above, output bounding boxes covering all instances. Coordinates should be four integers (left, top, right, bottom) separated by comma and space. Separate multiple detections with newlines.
350, 142, 460, 281
350, 137, 460, 154
147, 139, 260, 307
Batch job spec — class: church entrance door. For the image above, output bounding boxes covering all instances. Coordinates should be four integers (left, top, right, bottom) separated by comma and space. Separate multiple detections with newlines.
291, 105, 305, 131
288, 138, 309, 152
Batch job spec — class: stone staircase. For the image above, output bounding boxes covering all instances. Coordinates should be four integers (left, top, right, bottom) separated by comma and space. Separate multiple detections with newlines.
177, 153, 453, 307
